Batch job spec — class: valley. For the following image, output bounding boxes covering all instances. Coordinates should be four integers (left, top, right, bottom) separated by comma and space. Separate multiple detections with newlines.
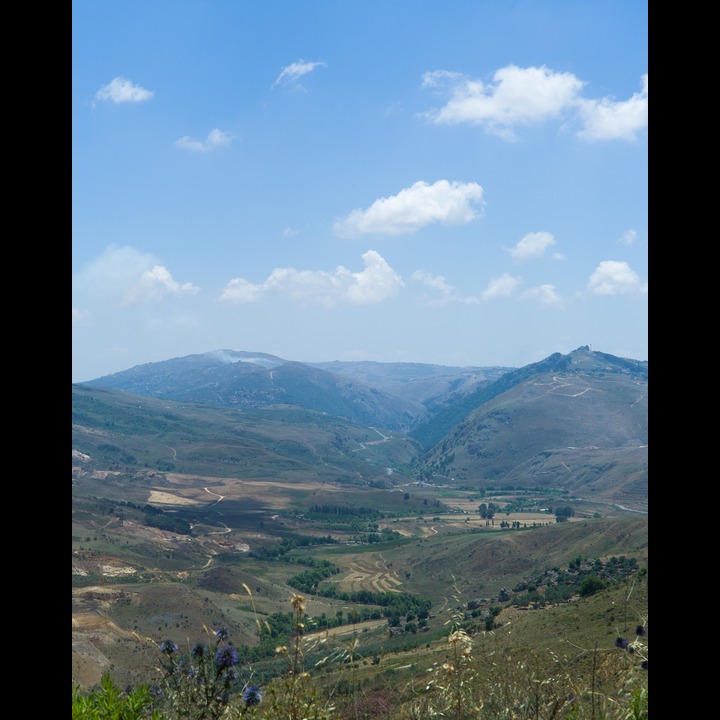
72, 346, 648, 710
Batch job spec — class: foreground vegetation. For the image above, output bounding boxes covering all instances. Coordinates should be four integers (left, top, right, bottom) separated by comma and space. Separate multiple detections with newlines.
73, 568, 648, 719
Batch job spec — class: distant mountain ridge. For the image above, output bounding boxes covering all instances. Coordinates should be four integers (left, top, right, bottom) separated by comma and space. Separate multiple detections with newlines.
412, 346, 647, 509
80, 346, 647, 509
409, 347, 647, 449
83, 350, 512, 433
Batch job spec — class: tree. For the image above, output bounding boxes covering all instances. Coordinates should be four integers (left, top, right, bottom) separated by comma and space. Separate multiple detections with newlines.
579, 573, 607, 597
555, 506, 574, 522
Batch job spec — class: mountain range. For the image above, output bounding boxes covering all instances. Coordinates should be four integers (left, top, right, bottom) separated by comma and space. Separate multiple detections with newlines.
72, 344, 648, 691
79, 345, 647, 511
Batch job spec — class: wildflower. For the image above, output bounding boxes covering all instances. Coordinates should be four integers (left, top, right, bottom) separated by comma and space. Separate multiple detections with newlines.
215, 644, 239, 669
640, 660, 648, 670
191, 642, 206, 658
448, 629, 470, 644
291, 594, 306, 613
149, 685, 166, 700
160, 640, 179, 654
635, 625, 647, 636
243, 685, 263, 706
214, 627, 230, 641
615, 637, 629, 649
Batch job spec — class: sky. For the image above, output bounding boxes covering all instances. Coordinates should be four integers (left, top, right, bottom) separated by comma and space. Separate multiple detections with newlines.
72, 0, 648, 383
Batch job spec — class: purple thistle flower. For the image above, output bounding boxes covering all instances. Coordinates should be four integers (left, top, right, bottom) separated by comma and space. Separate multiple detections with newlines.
615, 637, 629, 649
635, 625, 647, 636
641, 660, 648, 670
215, 645, 239, 669
191, 643, 206, 659
160, 640, 179, 654
243, 685, 263, 706
214, 627, 230, 641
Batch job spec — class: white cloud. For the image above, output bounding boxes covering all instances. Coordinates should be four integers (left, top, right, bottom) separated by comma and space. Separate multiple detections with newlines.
95, 76, 154, 103
421, 65, 648, 142
520, 284, 564, 307
412, 270, 454, 294
422, 65, 584, 140
587, 260, 647, 296
175, 128, 233, 152
219, 277, 266, 304
123, 265, 200, 304
616, 229, 637, 246
74, 245, 159, 298
578, 75, 648, 141
481, 273, 523, 301
334, 180, 484, 237
273, 60, 326, 88
73, 246, 199, 307
282, 227, 299, 238
219, 250, 404, 306
508, 231, 556, 261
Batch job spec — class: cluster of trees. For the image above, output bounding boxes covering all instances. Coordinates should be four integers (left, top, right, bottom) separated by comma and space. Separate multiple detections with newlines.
554, 506, 575, 522
249, 535, 337, 560
308, 504, 379, 517
352, 527, 402, 544
477, 502, 498, 518
287, 560, 341, 594
509, 556, 642, 608
315, 587, 432, 621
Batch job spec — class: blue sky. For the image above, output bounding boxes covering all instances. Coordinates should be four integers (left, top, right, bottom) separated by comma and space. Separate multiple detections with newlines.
72, 1, 647, 383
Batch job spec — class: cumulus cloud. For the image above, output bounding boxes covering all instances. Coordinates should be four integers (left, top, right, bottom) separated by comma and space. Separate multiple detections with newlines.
421, 65, 647, 142
95, 76, 154, 103
123, 265, 200, 304
175, 128, 233, 152
422, 65, 583, 140
587, 260, 647, 296
520, 284, 564, 307
616, 229, 637, 246
74, 245, 159, 298
508, 231, 557, 261
219, 250, 403, 306
73, 245, 199, 306
218, 277, 266, 304
334, 180, 484, 237
273, 60, 326, 88
481, 273, 523, 301
578, 75, 648, 141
